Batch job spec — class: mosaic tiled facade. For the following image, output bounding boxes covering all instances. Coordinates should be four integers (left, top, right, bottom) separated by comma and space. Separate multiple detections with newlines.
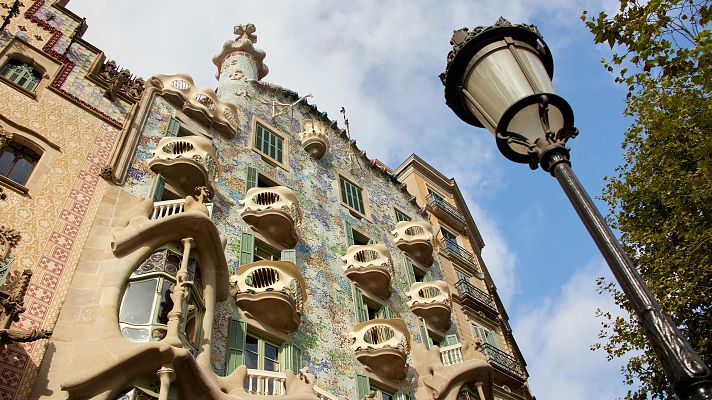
0, 2, 533, 400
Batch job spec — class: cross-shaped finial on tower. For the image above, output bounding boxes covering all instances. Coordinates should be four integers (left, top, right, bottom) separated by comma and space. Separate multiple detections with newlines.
234, 24, 257, 44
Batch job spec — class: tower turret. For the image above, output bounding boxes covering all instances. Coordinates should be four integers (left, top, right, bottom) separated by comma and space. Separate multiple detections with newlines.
212, 24, 269, 104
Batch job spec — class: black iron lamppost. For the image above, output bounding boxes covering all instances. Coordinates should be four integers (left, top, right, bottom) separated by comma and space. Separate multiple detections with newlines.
440, 17, 712, 400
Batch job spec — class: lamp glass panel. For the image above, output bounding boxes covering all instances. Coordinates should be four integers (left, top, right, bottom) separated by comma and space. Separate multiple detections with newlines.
516, 47, 556, 94
464, 44, 535, 132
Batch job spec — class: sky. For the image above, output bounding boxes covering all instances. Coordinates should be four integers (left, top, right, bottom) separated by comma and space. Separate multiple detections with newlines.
68, 1, 636, 398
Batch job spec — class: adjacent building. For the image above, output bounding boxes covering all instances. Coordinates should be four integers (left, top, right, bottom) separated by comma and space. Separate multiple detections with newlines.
0, 2, 534, 400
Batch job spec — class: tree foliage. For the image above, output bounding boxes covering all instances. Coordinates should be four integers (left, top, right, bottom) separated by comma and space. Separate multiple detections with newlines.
583, 1, 712, 398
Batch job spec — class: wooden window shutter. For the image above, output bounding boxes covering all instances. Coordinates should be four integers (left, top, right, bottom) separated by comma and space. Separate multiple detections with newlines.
150, 175, 165, 202
226, 317, 246, 374
281, 343, 303, 373
239, 232, 255, 266
344, 220, 355, 247
166, 117, 180, 136
423, 271, 434, 282
376, 304, 394, 320
280, 249, 296, 263
352, 285, 368, 323
355, 374, 370, 400
404, 258, 416, 285
419, 318, 432, 349
246, 166, 258, 191
486, 330, 500, 349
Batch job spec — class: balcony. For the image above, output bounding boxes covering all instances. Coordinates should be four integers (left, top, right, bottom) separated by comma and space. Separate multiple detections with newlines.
242, 369, 340, 399
350, 318, 410, 381
455, 279, 498, 319
426, 193, 466, 230
148, 136, 220, 199
301, 119, 330, 159
341, 244, 393, 301
406, 280, 452, 332
442, 238, 479, 272
479, 342, 527, 382
232, 260, 306, 333
391, 221, 434, 268
239, 186, 301, 248
149, 198, 214, 220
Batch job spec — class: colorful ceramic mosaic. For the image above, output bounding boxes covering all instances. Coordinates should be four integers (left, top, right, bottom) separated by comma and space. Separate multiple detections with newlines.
124, 84, 455, 397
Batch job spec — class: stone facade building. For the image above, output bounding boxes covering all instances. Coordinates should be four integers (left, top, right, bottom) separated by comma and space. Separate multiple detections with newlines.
0, 2, 534, 400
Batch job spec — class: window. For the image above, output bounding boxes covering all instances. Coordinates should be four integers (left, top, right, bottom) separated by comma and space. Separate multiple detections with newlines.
473, 324, 500, 349
394, 208, 411, 223
0, 59, 41, 92
370, 386, 395, 400
344, 221, 371, 246
238, 232, 295, 265
254, 122, 285, 164
118, 245, 204, 353
245, 166, 281, 191
353, 285, 394, 323
0, 140, 40, 186
339, 175, 366, 215
356, 374, 409, 400
427, 188, 444, 202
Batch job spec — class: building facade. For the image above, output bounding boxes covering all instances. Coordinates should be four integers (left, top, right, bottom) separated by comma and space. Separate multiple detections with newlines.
0, 2, 533, 400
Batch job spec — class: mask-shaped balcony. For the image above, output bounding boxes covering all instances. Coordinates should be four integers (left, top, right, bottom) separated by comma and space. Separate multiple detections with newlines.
341, 244, 393, 301
301, 119, 330, 159
232, 260, 306, 333
350, 318, 410, 381
406, 280, 452, 332
392, 221, 434, 268
238, 186, 301, 248
148, 136, 220, 199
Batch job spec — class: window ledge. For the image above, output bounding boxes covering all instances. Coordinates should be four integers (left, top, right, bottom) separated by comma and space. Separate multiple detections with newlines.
0, 76, 38, 100
0, 175, 30, 196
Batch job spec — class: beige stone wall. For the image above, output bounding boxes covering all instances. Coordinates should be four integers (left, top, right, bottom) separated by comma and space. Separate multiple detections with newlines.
0, 82, 120, 399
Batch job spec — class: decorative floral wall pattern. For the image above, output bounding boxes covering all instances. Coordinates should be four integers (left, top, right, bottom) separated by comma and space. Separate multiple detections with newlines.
125, 84, 454, 397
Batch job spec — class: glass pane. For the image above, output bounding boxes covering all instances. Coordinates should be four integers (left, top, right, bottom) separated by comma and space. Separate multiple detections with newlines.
264, 343, 278, 360
245, 351, 258, 369
382, 392, 393, 400
155, 280, 173, 325
264, 358, 276, 372
7, 158, 34, 185
245, 335, 258, 352
119, 279, 158, 325
0, 151, 14, 176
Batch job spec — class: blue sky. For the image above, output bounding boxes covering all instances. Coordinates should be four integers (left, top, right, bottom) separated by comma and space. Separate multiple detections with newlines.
69, 0, 635, 398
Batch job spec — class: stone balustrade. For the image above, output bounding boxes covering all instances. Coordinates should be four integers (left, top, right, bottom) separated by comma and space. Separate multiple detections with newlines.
238, 186, 301, 248
341, 244, 393, 301
406, 280, 452, 332
300, 119, 330, 159
148, 135, 220, 199
392, 220, 435, 268
349, 318, 410, 381
233, 260, 306, 333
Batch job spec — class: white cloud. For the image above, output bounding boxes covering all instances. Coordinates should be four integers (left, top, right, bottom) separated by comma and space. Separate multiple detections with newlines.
513, 261, 633, 400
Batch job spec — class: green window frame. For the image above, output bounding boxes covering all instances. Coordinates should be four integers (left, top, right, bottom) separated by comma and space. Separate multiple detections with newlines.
0, 59, 41, 92
254, 122, 284, 164
473, 324, 500, 349
394, 208, 411, 223
118, 245, 205, 353
339, 175, 366, 215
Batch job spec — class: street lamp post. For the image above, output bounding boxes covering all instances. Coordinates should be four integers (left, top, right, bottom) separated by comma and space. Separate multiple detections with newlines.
440, 17, 712, 400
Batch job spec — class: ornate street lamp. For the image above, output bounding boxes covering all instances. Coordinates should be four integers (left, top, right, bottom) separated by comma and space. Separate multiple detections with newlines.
441, 17, 712, 399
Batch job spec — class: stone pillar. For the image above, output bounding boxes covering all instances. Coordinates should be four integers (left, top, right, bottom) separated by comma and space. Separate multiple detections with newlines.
212, 23, 269, 105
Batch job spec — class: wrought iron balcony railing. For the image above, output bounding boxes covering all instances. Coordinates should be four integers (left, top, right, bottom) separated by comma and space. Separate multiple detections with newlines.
478, 342, 527, 381
443, 238, 476, 266
426, 193, 466, 226
455, 278, 498, 317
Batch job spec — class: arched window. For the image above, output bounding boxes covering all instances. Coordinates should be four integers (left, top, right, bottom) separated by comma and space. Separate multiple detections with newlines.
0, 59, 42, 92
0, 139, 40, 186
118, 243, 205, 354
